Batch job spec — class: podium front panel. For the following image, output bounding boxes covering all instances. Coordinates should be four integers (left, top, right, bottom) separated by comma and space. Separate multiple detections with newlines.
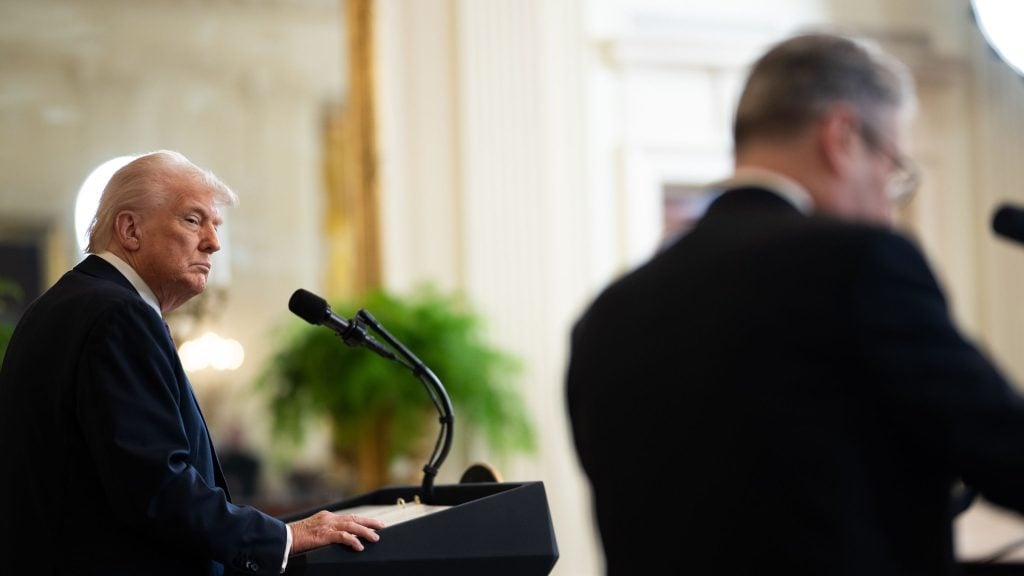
283, 481, 559, 576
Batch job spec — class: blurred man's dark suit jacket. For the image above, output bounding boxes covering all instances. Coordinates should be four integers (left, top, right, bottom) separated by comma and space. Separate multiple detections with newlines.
0, 255, 286, 575
567, 187, 1024, 576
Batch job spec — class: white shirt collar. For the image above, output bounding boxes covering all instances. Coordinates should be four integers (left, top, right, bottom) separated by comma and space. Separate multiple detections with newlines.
95, 251, 163, 318
707, 167, 815, 215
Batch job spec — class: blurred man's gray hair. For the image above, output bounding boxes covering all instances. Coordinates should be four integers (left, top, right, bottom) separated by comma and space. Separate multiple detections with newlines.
733, 32, 916, 152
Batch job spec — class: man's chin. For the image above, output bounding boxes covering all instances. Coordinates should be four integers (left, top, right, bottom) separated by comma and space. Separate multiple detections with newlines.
182, 277, 208, 300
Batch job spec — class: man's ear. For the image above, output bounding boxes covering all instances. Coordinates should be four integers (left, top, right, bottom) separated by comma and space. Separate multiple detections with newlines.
114, 211, 142, 252
818, 103, 860, 178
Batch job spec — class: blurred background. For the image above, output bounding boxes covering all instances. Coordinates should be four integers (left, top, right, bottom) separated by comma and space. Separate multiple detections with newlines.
4, 0, 1024, 573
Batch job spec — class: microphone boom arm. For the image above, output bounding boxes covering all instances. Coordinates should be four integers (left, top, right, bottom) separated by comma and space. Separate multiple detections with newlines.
354, 309, 455, 502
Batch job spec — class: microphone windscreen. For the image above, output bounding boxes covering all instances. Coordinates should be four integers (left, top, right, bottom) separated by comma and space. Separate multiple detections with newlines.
289, 289, 329, 325
993, 204, 1024, 244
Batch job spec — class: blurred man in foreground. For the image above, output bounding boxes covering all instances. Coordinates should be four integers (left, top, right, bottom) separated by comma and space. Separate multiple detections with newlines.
568, 32, 1024, 575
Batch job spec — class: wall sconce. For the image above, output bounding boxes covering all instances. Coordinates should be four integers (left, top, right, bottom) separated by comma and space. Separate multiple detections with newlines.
178, 331, 245, 372
169, 287, 245, 373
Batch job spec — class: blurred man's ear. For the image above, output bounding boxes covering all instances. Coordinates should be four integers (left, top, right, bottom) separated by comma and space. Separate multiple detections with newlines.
818, 103, 860, 179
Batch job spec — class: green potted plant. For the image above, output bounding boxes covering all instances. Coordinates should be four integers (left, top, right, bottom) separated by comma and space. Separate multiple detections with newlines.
258, 285, 535, 494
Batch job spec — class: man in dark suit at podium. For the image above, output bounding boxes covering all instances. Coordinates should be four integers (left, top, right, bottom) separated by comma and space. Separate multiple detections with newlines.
0, 151, 383, 575
567, 32, 1024, 575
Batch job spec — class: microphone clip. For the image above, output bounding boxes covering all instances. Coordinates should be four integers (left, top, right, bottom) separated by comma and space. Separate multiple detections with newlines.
338, 315, 372, 348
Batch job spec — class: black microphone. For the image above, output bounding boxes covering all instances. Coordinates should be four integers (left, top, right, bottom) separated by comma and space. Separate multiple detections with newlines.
992, 204, 1024, 245
288, 289, 396, 360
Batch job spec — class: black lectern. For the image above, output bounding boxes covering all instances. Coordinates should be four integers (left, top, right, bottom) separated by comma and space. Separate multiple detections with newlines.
285, 291, 558, 574
281, 481, 559, 575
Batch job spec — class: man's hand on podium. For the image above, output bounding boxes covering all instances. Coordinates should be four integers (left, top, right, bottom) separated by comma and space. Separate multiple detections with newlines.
289, 510, 386, 554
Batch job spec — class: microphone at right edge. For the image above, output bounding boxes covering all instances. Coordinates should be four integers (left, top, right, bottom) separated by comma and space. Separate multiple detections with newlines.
288, 288, 396, 360
992, 204, 1024, 245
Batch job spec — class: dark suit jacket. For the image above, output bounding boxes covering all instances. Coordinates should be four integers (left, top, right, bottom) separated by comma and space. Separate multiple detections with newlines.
0, 255, 286, 575
567, 188, 1024, 575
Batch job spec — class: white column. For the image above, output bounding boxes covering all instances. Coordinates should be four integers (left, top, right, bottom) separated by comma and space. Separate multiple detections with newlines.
377, 1, 602, 574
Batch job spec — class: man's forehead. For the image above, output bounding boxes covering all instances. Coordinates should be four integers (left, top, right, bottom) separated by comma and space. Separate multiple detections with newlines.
170, 186, 224, 220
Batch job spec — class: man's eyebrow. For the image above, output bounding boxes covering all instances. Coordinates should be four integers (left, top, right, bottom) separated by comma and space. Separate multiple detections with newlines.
181, 204, 223, 226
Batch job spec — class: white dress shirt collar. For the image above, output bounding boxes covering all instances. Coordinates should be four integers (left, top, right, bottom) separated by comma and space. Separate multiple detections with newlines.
95, 251, 163, 318
708, 167, 815, 215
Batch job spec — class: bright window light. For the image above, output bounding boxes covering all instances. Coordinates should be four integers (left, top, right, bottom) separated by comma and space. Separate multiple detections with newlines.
74, 155, 136, 252
972, 0, 1024, 76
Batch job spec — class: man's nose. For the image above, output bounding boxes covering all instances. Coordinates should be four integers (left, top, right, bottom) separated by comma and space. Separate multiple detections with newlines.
201, 225, 221, 253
